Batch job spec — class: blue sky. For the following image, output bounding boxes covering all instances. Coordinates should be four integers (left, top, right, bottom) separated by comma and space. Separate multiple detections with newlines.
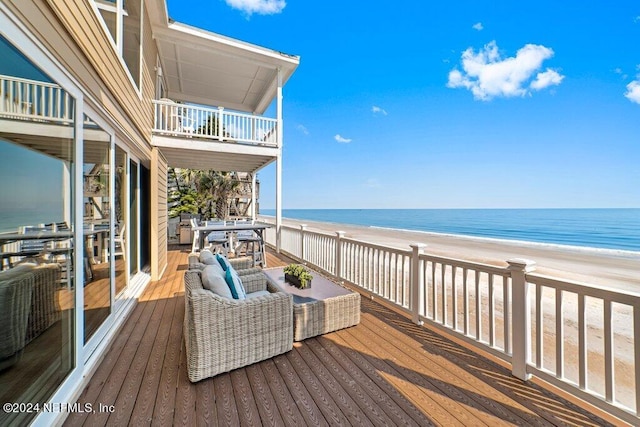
168, 0, 640, 209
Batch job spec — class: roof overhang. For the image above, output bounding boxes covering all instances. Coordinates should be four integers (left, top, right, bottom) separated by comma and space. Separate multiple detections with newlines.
148, 1, 299, 115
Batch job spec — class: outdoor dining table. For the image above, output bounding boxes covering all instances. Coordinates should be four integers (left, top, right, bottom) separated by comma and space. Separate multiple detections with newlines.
0, 226, 110, 271
191, 221, 272, 266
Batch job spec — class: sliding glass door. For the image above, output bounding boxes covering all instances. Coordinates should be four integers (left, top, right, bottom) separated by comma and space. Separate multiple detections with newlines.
0, 34, 75, 426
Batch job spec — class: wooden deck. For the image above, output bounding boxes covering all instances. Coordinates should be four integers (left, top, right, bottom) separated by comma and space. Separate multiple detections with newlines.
64, 246, 614, 426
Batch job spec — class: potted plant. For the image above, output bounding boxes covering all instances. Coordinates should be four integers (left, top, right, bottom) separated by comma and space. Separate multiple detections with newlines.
283, 264, 313, 289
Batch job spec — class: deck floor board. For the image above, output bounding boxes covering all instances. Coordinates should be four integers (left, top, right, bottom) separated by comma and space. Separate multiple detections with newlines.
63, 246, 614, 427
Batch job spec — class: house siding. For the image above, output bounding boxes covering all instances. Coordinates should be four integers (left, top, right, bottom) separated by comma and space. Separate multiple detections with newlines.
151, 147, 168, 280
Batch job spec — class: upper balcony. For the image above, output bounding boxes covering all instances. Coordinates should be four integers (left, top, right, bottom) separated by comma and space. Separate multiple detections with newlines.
147, 8, 299, 173
153, 100, 278, 147
151, 99, 281, 172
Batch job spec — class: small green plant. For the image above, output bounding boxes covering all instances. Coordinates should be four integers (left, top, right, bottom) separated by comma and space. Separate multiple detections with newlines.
284, 264, 313, 289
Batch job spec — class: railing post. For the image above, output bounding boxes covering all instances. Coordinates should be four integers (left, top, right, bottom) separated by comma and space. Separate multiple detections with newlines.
217, 106, 224, 140
251, 114, 256, 142
335, 231, 345, 283
300, 224, 307, 263
410, 243, 427, 325
508, 258, 536, 381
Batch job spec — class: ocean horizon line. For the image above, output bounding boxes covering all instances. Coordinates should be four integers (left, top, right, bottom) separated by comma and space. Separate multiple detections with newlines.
259, 208, 640, 253
259, 214, 640, 258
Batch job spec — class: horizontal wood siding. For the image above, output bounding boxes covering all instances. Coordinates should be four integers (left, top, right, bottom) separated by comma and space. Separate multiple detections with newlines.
151, 147, 167, 279
140, 0, 157, 126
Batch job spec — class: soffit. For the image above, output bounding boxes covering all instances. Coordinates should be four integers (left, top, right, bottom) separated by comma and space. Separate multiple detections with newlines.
150, 3, 299, 114
151, 135, 278, 173
157, 147, 276, 173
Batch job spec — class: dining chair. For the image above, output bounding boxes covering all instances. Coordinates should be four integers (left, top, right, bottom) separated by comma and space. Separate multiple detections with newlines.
205, 220, 229, 255
113, 223, 125, 261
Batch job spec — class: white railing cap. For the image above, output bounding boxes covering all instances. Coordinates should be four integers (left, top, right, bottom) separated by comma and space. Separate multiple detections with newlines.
507, 258, 537, 272
409, 243, 428, 249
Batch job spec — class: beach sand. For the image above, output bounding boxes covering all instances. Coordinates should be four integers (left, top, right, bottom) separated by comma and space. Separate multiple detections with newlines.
274, 216, 639, 292
269, 216, 640, 410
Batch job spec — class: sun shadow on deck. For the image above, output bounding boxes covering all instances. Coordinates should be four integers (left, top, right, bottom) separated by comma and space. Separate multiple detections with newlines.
348, 297, 612, 426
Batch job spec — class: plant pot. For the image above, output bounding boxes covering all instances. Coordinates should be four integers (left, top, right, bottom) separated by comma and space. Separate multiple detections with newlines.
285, 273, 311, 289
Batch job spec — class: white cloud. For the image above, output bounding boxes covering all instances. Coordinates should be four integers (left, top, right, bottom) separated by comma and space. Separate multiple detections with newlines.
371, 105, 387, 115
635, 16, 640, 23
531, 69, 564, 90
447, 41, 564, 100
224, 0, 286, 16
613, 68, 628, 79
625, 80, 640, 104
296, 124, 309, 135
472, 22, 484, 31
334, 134, 352, 143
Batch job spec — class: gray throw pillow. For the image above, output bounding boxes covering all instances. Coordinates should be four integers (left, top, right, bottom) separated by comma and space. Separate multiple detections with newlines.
201, 265, 232, 299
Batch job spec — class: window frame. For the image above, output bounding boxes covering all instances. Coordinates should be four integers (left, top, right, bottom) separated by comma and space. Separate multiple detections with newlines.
92, 0, 144, 97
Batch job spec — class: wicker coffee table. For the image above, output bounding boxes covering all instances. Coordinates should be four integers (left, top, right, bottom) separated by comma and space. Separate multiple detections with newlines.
263, 267, 360, 341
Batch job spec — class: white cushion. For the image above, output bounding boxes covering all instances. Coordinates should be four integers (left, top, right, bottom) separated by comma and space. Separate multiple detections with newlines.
199, 249, 216, 265
245, 290, 270, 299
201, 265, 232, 299
190, 262, 206, 270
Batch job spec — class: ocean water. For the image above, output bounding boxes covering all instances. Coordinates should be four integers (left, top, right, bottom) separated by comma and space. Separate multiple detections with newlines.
261, 208, 640, 253
0, 207, 64, 233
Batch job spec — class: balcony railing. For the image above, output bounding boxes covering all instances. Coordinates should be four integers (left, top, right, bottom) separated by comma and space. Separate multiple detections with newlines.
0, 74, 73, 124
262, 219, 640, 425
153, 99, 278, 147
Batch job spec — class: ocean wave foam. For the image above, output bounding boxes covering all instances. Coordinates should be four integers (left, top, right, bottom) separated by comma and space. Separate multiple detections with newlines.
368, 226, 640, 258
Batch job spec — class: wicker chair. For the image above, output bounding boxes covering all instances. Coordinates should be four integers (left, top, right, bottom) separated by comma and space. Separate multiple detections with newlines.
183, 268, 293, 382
0, 262, 60, 370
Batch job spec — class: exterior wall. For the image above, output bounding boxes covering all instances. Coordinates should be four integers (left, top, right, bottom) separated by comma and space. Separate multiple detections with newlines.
3, 0, 167, 280
151, 147, 168, 280
3, 0, 155, 156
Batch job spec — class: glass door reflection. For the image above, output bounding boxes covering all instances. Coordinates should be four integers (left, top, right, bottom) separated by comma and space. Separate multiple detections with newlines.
115, 146, 127, 295
0, 34, 76, 425
129, 160, 138, 276
83, 116, 111, 343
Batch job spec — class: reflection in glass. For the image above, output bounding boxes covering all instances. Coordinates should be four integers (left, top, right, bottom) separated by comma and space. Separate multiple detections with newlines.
98, 8, 117, 42
0, 35, 75, 426
129, 160, 138, 275
123, 0, 142, 87
115, 146, 128, 295
95, 0, 142, 88
83, 117, 112, 343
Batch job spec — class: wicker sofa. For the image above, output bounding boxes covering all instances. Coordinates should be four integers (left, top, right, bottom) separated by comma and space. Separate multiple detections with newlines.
183, 254, 293, 382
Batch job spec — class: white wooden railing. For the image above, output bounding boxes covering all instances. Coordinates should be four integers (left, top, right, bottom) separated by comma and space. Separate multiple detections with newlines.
153, 99, 278, 147
262, 219, 640, 425
0, 74, 73, 123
